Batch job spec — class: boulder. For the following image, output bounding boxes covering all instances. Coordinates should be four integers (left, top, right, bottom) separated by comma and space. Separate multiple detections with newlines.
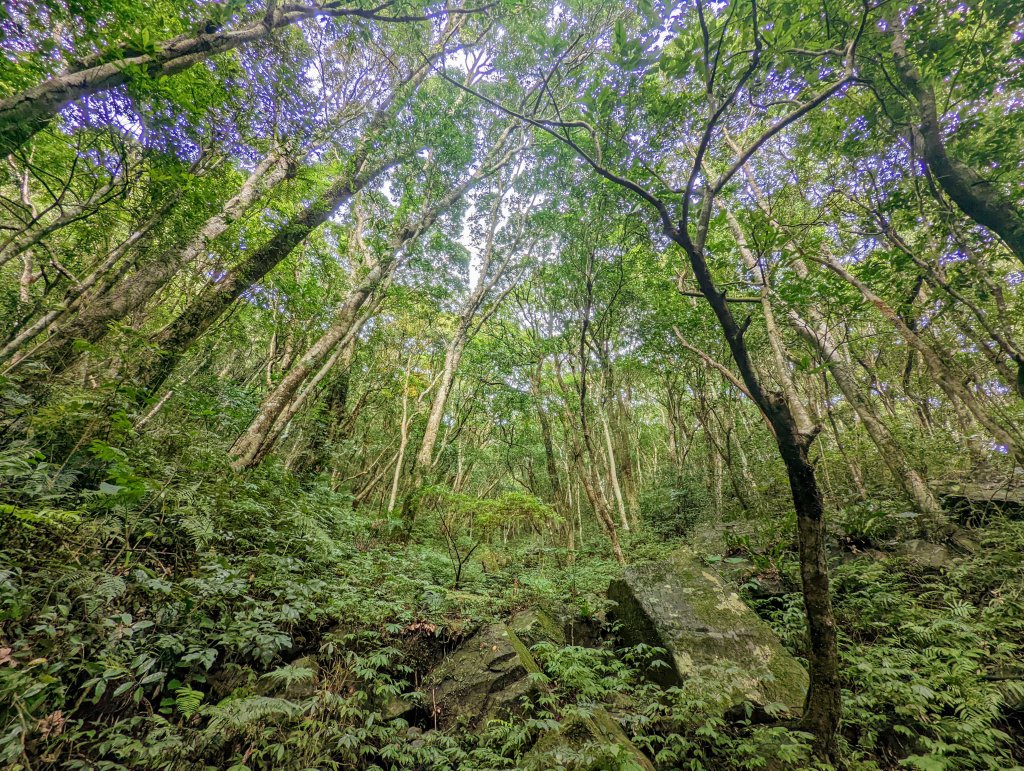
608, 550, 808, 717
541, 602, 607, 648
949, 530, 980, 554
419, 609, 655, 769
941, 480, 1024, 523
895, 539, 954, 570
420, 609, 560, 729
522, 709, 655, 771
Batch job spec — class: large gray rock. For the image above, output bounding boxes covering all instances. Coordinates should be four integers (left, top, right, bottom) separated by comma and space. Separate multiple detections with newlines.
420, 609, 654, 769
608, 550, 809, 717
941, 480, 1024, 521
895, 539, 954, 570
420, 609, 562, 729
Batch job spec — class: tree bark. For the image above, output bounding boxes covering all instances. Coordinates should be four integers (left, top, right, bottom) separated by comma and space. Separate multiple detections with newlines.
0, 186, 185, 375
554, 360, 625, 565
532, 360, 563, 507
0, 3, 463, 154
600, 404, 631, 530
0, 167, 126, 268
732, 166, 944, 514
415, 329, 467, 478
19, 149, 290, 376
293, 338, 358, 476
889, 23, 1024, 266
671, 210, 840, 757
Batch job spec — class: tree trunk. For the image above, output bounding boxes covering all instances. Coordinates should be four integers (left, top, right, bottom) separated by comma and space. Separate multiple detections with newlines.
414, 330, 466, 478
555, 361, 625, 565
413, 180, 523, 477
816, 254, 1024, 466
820, 373, 869, 501
792, 312, 942, 514
727, 211, 815, 435
600, 405, 631, 531
731, 175, 949, 514
229, 262, 389, 469
533, 361, 564, 508
0, 170, 125, 268
880, 220, 1024, 398
118, 52, 452, 396
575, 453, 625, 565
671, 213, 840, 757
293, 338, 358, 476
612, 390, 640, 525
133, 158, 394, 396
889, 23, 1024, 266
23, 150, 290, 376
0, 4, 450, 154
0, 183, 184, 368
387, 355, 421, 514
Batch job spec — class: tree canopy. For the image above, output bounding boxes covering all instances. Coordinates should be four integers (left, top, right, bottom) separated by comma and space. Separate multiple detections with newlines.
1, 1, 1023, 769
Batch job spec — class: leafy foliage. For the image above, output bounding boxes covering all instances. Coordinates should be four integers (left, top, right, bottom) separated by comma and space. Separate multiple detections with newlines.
2, 0, 1023, 768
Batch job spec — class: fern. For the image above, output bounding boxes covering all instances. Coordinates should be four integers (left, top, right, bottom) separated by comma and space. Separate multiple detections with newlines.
204, 696, 305, 734
60, 568, 127, 613
175, 686, 204, 719
258, 662, 317, 694
178, 510, 216, 550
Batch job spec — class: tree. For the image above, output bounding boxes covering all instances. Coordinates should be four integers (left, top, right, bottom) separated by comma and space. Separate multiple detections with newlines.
2, 4, 1024, 767
452, 0, 872, 755
0, 1, 485, 154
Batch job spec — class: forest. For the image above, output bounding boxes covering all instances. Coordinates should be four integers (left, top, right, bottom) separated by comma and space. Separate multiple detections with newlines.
0, 0, 1022, 768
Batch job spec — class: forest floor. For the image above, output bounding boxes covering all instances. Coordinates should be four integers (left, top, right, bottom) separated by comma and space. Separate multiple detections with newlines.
1, 442, 1023, 769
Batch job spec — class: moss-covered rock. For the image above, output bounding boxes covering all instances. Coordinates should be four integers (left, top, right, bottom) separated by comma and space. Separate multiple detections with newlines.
608, 549, 808, 717
896, 538, 954, 570
522, 708, 656, 771
420, 609, 560, 729
416, 608, 655, 767
941, 480, 1024, 522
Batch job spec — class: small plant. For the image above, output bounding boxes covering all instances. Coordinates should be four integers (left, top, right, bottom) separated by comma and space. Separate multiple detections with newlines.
413, 487, 559, 589
639, 475, 710, 538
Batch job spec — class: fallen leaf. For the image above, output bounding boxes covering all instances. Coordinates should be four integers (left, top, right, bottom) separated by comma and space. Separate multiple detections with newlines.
37, 710, 65, 739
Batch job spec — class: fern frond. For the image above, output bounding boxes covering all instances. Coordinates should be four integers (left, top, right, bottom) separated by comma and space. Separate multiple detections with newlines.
59, 568, 127, 613
204, 696, 305, 735
175, 686, 204, 718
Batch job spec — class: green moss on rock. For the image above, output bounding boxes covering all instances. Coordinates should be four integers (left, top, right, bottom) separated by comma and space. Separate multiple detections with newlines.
419, 609, 563, 728
608, 549, 809, 717
523, 709, 656, 771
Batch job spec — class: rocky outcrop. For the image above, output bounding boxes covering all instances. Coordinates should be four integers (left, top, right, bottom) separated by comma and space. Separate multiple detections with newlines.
608, 550, 808, 717
419, 609, 564, 729
418, 608, 654, 769
941, 480, 1024, 522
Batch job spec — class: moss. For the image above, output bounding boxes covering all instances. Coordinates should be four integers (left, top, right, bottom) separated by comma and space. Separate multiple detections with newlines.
504, 624, 543, 675
608, 549, 809, 715
524, 709, 656, 771
509, 607, 566, 648
421, 609, 567, 729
